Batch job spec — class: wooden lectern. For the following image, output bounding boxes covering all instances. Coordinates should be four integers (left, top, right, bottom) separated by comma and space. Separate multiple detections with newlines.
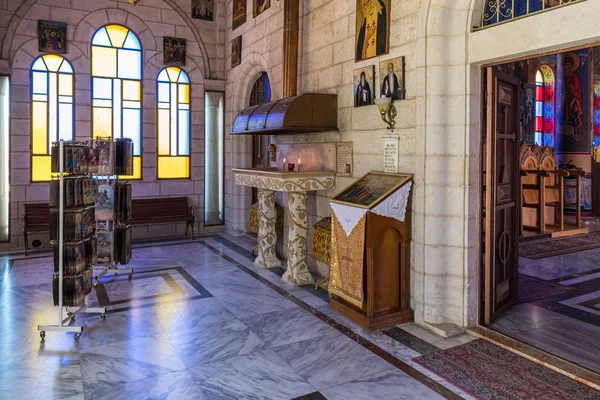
328, 172, 413, 330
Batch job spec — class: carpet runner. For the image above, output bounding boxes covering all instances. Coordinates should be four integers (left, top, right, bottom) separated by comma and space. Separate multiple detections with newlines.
519, 231, 600, 259
518, 274, 574, 304
414, 340, 599, 400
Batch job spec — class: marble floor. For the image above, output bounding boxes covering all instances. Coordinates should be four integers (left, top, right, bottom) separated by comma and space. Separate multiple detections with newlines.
491, 246, 600, 374
0, 235, 479, 400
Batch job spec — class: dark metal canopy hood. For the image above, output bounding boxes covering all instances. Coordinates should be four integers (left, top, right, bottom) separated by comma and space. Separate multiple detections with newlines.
231, 93, 338, 135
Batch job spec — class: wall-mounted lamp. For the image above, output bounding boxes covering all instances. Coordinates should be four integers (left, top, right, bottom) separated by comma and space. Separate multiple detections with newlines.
128, 0, 142, 4
374, 97, 397, 131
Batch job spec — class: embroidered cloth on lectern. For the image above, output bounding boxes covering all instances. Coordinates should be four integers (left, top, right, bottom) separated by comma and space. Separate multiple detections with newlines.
330, 202, 368, 236
370, 181, 412, 222
329, 213, 366, 308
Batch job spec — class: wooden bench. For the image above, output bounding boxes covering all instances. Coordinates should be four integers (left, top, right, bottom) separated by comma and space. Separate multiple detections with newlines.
130, 197, 196, 239
23, 203, 51, 256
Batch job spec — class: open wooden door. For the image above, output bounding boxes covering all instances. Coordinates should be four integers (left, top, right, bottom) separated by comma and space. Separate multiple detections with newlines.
484, 68, 520, 324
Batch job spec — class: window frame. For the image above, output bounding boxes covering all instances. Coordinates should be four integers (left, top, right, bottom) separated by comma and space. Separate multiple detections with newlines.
204, 90, 225, 227
90, 24, 143, 180
476, 0, 586, 30
30, 54, 75, 183
0, 75, 9, 243
155, 66, 191, 180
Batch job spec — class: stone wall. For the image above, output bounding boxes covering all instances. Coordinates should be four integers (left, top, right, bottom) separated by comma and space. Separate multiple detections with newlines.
224, 0, 422, 277
0, 0, 227, 251
225, 0, 600, 335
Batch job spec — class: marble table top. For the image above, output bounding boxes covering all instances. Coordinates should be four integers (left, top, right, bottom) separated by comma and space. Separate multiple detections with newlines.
232, 168, 336, 192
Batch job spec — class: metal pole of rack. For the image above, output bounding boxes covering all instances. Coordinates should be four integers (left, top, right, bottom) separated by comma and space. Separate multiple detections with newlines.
58, 140, 63, 327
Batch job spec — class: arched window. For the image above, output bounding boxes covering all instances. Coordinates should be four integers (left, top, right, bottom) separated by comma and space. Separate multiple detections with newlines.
249, 72, 271, 106
91, 25, 142, 179
157, 67, 190, 179
534, 65, 555, 146
31, 54, 74, 182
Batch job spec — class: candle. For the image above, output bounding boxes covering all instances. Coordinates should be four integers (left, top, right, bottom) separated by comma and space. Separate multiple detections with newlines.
283, 158, 286, 171
297, 158, 301, 171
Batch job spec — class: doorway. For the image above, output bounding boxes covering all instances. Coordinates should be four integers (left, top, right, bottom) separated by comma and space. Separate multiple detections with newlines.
481, 46, 600, 374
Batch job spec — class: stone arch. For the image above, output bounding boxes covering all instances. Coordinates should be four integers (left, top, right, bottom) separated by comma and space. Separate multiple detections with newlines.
225, 52, 274, 234
146, 52, 204, 85
2, 0, 36, 60
231, 52, 275, 116
3, 0, 212, 78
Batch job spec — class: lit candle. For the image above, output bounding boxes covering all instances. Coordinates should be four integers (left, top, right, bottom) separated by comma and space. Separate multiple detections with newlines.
297, 158, 301, 171
283, 158, 286, 171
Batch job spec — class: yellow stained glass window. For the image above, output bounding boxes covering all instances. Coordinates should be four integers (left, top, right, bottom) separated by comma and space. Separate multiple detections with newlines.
157, 156, 189, 179
93, 107, 112, 138
122, 80, 140, 101
92, 25, 142, 179
158, 109, 170, 156
32, 156, 52, 182
91, 47, 117, 78
179, 85, 189, 104
156, 67, 190, 179
32, 102, 48, 154
30, 55, 74, 182
58, 74, 72, 96
42, 54, 63, 72
106, 25, 129, 48
118, 156, 142, 180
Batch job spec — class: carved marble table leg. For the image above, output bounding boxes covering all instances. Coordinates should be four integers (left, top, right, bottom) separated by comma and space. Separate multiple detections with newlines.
283, 192, 315, 286
255, 189, 282, 268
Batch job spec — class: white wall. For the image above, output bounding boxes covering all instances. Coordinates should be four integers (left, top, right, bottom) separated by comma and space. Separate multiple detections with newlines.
224, 0, 423, 275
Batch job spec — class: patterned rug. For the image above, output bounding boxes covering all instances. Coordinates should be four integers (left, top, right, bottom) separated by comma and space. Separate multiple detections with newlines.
518, 274, 574, 304
414, 340, 600, 400
519, 231, 600, 259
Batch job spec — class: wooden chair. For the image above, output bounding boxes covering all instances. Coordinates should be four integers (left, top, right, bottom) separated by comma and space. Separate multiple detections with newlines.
520, 144, 546, 234
520, 144, 585, 236
563, 169, 585, 229
538, 146, 568, 232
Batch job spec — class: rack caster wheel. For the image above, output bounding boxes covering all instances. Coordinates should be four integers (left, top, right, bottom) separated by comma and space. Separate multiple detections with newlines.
128, 273, 133, 281
40, 331, 46, 340
101, 313, 106, 320
74, 332, 82, 342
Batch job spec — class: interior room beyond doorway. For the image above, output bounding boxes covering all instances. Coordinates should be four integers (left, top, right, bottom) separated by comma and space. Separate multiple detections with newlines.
482, 45, 600, 375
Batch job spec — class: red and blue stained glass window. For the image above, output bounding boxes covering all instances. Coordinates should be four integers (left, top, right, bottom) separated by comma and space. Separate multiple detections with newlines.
534, 66, 555, 146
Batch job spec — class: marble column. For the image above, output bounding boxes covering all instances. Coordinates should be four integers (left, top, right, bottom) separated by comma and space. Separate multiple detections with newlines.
255, 188, 282, 268
283, 192, 314, 285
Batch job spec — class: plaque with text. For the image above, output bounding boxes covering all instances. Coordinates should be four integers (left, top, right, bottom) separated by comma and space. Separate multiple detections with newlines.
383, 136, 399, 173
336, 142, 353, 176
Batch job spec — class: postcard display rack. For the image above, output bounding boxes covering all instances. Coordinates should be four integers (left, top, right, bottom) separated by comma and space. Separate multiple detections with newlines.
39, 140, 106, 341
38, 139, 134, 341
93, 138, 134, 284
